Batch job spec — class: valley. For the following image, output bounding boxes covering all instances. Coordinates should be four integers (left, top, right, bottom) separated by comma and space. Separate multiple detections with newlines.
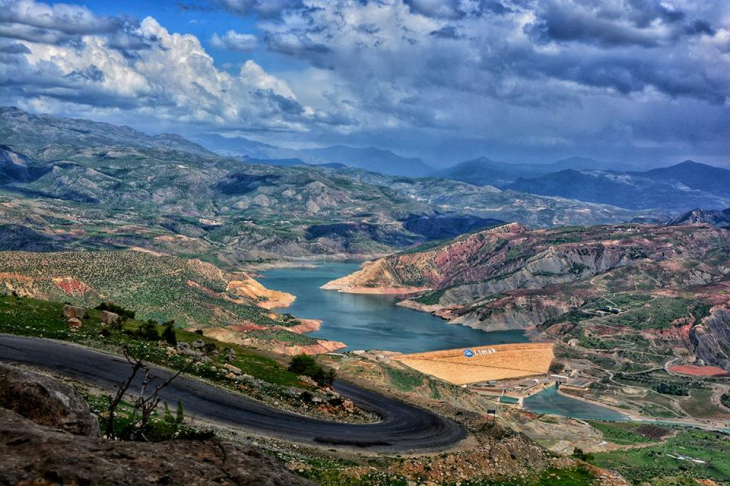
1, 107, 729, 486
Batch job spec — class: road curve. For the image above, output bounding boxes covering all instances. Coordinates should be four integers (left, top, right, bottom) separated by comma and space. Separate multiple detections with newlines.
0, 334, 466, 452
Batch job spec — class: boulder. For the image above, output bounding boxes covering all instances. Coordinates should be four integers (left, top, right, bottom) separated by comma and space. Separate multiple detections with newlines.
67, 317, 82, 331
224, 363, 242, 375
63, 304, 86, 320
176, 342, 203, 358
0, 363, 100, 437
100, 310, 120, 325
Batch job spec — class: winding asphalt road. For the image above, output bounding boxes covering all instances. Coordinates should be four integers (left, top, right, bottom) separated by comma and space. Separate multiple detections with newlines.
0, 334, 466, 452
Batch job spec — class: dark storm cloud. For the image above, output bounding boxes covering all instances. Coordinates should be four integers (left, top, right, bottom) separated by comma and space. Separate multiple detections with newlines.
429, 26, 462, 39
404, 0, 511, 19
65, 65, 105, 83
0, 0, 150, 51
0, 40, 29, 53
527, 0, 716, 47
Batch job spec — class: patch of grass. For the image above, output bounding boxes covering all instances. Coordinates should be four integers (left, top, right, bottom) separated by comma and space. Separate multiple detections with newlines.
679, 389, 730, 420
590, 429, 730, 484
0, 294, 303, 388
290, 455, 600, 486
383, 366, 425, 392
588, 421, 666, 445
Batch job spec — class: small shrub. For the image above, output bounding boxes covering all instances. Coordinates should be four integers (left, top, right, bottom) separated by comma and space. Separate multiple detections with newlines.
288, 354, 336, 387
161, 321, 177, 345
136, 321, 159, 341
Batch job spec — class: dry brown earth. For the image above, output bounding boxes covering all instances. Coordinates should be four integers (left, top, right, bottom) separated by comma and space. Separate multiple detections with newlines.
393, 343, 555, 385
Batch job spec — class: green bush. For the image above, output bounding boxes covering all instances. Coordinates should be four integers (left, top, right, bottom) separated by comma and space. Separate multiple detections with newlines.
136, 320, 160, 341
288, 354, 336, 387
161, 321, 177, 345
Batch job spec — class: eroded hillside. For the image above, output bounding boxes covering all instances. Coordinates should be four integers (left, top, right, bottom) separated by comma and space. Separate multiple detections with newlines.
325, 222, 730, 370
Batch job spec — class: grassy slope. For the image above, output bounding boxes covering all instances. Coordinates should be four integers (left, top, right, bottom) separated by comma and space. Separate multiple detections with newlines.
0, 249, 294, 329
590, 429, 730, 484
0, 293, 301, 387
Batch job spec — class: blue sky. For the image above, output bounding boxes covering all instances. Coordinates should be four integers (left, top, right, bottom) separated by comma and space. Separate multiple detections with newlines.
1, 0, 729, 167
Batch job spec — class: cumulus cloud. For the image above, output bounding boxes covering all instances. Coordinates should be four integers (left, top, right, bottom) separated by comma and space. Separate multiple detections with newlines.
224, 0, 729, 160
0, 3, 344, 132
210, 29, 258, 51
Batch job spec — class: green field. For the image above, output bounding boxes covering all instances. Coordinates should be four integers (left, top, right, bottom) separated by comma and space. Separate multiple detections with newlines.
588, 422, 670, 445
590, 429, 730, 484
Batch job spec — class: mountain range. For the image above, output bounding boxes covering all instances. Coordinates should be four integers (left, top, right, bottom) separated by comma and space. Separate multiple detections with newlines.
505, 161, 730, 212
0, 107, 649, 267
195, 134, 432, 177
432, 156, 638, 187
194, 132, 730, 214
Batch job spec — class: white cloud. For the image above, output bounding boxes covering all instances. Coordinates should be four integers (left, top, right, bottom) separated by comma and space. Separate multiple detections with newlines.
210, 29, 258, 51
0, 6, 343, 132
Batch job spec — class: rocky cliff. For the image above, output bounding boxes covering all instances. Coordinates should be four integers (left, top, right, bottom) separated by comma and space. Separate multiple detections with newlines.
692, 307, 730, 369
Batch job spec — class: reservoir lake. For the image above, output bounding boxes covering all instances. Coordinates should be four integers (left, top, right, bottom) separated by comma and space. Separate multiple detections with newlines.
260, 261, 528, 355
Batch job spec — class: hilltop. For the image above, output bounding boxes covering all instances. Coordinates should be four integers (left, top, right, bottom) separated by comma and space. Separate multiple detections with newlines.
669, 206, 730, 229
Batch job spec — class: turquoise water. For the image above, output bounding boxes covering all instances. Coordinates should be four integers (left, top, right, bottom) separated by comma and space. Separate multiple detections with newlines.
523, 386, 627, 421
260, 262, 528, 354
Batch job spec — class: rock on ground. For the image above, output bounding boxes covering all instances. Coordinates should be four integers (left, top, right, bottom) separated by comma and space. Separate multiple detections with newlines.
0, 363, 100, 436
0, 408, 313, 486
0, 363, 314, 486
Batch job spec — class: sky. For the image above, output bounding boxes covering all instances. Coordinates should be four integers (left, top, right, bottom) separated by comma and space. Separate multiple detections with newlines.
0, 0, 729, 167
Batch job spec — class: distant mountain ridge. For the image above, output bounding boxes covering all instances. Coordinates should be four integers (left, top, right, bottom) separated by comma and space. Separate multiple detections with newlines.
195, 133, 432, 177
504, 162, 730, 212
0, 107, 215, 159
297, 145, 433, 177
433, 156, 637, 187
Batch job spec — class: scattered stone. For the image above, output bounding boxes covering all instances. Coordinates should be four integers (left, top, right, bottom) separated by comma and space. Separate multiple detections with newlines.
191, 339, 206, 350
224, 363, 242, 375
67, 318, 82, 332
298, 375, 318, 387
100, 310, 120, 325
176, 342, 203, 358
62, 304, 85, 320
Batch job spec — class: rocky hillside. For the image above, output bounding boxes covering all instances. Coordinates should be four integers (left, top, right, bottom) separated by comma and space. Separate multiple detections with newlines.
0, 108, 655, 265
325, 223, 730, 369
0, 363, 312, 486
669, 207, 730, 229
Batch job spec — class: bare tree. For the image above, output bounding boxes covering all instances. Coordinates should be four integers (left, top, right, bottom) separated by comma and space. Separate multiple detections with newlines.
97, 346, 189, 441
